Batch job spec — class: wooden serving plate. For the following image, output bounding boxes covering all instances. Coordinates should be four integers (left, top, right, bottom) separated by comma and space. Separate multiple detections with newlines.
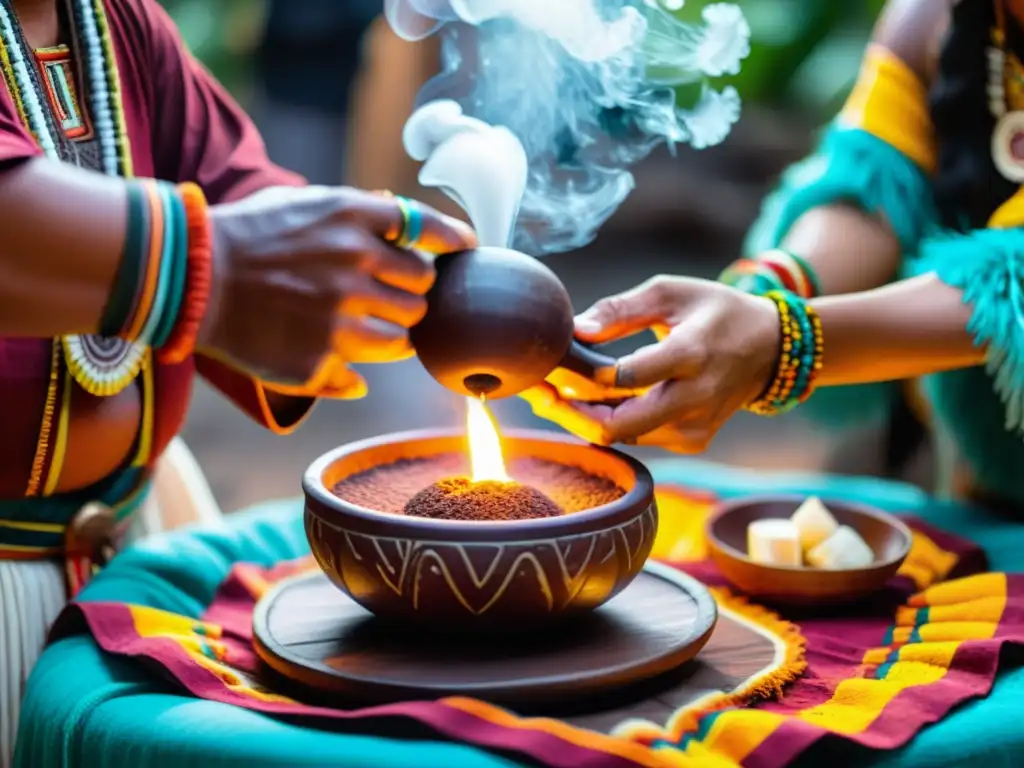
253, 562, 717, 708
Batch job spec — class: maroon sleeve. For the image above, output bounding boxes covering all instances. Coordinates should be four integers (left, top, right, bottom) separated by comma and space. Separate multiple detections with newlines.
0, 79, 44, 169
193, 354, 317, 436
131, 0, 319, 431
137, 0, 304, 203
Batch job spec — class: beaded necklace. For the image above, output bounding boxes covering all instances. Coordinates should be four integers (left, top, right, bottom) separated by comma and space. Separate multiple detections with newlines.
0, 0, 144, 399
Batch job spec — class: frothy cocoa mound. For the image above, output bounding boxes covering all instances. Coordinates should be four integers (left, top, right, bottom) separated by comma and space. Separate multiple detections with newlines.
332, 453, 625, 514
404, 477, 562, 521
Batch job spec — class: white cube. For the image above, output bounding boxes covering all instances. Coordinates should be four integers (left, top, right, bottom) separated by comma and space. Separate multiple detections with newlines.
746, 519, 802, 566
790, 496, 839, 553
806, 525, 875, 570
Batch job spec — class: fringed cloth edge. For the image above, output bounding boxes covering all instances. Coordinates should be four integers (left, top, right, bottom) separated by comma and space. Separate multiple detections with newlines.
611, 587, 808, 742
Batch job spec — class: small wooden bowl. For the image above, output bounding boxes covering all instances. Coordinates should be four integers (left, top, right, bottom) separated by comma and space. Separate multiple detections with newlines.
303, 429, 657, 630
707, 495, 912, 605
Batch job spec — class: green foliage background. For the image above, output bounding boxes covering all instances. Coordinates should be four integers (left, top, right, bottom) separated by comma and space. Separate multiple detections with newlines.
157, 0, 885, 118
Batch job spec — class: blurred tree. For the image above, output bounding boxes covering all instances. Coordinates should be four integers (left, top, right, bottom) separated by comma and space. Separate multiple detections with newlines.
252, 0, 381, 183
672, 0, 884, 118
158, 0, 886, 121
158, 0, 267, 92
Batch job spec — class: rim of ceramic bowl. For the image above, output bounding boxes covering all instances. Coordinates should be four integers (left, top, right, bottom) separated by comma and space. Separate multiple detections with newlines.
707, 493, 913, 573
303, 427, 653, 533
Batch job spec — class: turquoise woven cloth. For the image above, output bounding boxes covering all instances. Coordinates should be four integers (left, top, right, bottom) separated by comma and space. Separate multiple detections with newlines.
15, 460, 1024, 768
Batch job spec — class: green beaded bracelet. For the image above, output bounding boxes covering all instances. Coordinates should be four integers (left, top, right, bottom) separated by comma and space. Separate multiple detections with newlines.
746, 290, 824, 416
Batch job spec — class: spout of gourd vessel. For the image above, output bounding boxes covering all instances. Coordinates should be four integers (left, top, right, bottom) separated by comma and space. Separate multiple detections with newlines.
463, 373, 502, 397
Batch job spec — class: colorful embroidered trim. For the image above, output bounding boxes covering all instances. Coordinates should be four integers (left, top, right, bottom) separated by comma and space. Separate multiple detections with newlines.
34, 45, 89, 138
23, 340, 62, 498
746, 290, 824, 416
0, 1, 56, 153
0, 0, 144, 396
0, 0, 142, 400
72, 0, 131, 176
41, 355, 74, 497
0, 0, 159, 501
132, 349, 156, 467
0, 469, 150, 558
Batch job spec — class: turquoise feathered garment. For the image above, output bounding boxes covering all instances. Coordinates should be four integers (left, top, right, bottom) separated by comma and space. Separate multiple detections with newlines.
911, 229, 1024, 432
747, 123, 1024, 500
745, 124, 935, 430
746, 124, 935, 256
908, 230, 1024, 501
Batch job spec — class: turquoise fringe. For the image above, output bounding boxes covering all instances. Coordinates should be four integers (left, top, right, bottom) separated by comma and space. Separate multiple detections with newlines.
910, 228, 1024, 434
744, 124, 936, 430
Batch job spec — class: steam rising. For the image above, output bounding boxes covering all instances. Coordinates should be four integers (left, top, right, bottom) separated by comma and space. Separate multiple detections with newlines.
387, 0, 749, 254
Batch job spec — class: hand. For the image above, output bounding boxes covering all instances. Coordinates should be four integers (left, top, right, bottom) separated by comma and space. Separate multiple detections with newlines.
522, 276, 781, 452
198, 186, 477, 395
519, 367, 643, 444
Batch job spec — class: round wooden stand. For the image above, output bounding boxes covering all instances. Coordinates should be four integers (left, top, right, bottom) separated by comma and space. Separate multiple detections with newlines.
253, 562, 717, 707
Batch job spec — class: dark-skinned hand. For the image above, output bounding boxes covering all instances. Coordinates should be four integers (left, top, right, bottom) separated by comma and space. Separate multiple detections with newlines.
198, 186, 476, 397
521, 276, 781, 452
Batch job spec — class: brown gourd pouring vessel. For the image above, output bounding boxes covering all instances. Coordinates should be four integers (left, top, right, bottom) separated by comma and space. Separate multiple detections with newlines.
302, 428, 658, 631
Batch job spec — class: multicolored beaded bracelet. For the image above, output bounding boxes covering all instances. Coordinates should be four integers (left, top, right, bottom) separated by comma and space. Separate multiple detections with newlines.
98, 179, 211, 362
746, 290, 824, 416
719, 261, 782, 296
159, 182, 212, 364
99, 179, 182, 344
719, 248, 822, 300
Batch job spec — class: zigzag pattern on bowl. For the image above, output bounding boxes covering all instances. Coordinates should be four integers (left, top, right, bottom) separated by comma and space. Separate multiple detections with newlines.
306, 503, 657, 618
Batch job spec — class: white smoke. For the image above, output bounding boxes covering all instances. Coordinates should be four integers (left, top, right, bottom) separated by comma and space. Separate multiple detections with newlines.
387, 0, 750, 254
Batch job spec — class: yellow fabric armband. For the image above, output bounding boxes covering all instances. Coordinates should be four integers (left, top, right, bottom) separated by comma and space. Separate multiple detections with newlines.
839, 44, 937, 175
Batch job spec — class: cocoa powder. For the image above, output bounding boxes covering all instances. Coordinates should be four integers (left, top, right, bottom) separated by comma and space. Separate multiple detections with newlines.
332, 453, 625, 517
403, 477, 562, 521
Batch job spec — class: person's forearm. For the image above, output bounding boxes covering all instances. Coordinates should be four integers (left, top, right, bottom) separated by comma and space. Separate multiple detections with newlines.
812, 273, 984, 387
781, 204, 902, 295
0, 158, 127, 337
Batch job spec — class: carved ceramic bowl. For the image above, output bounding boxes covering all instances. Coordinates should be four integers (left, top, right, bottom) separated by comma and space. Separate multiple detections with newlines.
302, 429, 657, 630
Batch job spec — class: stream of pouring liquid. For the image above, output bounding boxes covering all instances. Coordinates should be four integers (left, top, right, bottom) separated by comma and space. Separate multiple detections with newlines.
466, 396, 509, 483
